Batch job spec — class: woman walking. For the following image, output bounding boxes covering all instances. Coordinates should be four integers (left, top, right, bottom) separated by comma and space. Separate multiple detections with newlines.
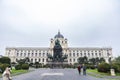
2, 67, 12, 80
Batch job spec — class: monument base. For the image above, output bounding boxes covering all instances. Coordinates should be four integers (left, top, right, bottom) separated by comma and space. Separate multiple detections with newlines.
110, 69, 116, 76
47, 61, 68, 68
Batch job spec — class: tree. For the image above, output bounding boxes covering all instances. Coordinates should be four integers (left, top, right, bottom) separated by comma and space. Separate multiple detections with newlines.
16, 57, 30, 65
89, 58, 96, 65
24, 57, 30, 64
115, 56, 120, 63
16, 59, 25, 65
0, 57, 11, 64
47, 54, 53, 60
95, 57, 100, 65
34, 62, 41, 68
99, 58, 105, 63
78, 56, 88, 64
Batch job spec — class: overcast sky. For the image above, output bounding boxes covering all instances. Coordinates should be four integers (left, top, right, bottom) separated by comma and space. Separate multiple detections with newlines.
0, 0, 120, 57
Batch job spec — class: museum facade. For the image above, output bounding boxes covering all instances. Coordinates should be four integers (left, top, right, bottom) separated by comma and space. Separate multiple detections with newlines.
5, 31, 112, 65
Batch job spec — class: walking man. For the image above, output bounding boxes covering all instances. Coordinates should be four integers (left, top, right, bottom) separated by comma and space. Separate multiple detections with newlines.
83, 64, 87, 76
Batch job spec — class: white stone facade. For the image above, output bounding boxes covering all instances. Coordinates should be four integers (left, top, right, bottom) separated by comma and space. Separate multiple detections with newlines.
5, 32, 112, 65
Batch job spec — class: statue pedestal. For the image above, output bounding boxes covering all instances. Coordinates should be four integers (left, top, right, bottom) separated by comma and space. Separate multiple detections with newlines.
110, 69, 116, 76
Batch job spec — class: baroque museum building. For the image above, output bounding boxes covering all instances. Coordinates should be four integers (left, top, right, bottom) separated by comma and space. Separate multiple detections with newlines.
5, 31, 112, 65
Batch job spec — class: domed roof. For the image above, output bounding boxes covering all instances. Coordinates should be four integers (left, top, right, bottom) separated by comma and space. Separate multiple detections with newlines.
54, 31, 64, 38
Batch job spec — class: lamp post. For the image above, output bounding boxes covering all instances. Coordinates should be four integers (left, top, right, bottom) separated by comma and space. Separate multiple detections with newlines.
109, 55, 112, 69
109, 55, 115, 76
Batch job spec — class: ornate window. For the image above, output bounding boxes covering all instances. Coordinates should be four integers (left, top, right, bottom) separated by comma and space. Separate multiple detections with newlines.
35, 53, 37, 57
70, 59, 72, 62
39, 59, 41, 62
43, 53, 45, 57
31, 59, 33, 63
17, 53, 19, 56
84, 53, 86, 56
42, 58, 44, 62
24, 53, 26, 57
39, 53, 41, 57
73, 53, 75, 57
74, 59, 75, 62
20, 53, 22, 56
32, 53, 33, 56
99, 53, 101, 56
69, 53, 71, 57
28, 53, 30, 57
92, 53, 93, 56
95, 53, 97, 56
77, 53, 79, 56
35, 59, 37, 62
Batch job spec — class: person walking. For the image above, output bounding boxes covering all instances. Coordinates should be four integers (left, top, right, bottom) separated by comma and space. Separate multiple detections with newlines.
82, 64, 87, 76
77, 65, 81, 75
2, 67, 12, 80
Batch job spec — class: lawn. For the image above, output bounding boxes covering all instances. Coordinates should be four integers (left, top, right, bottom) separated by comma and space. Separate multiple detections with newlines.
11, 69, 30, 76
87, 69, 120, 80
0, 69, 31, 78
87, 69, 120, 76
87, 69, 110, 76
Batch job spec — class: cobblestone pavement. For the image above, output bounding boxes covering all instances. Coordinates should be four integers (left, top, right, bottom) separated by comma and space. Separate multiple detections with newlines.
0, 68, 106, 80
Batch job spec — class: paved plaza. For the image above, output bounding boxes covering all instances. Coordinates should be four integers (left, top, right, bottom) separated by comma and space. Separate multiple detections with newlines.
0, 69, 107, 80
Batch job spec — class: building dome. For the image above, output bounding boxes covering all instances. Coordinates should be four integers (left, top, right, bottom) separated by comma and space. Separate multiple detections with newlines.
54, 31, 64, 38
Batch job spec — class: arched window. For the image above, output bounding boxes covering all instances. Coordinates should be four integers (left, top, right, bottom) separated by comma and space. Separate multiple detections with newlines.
39, 59, 41, 62
92, 53, 93, 56
73, 53, 75, 57
28, 53, 30, 57
84, 53, 86, 56
32, 53, 33, 56
42, 58, 44, 62
35, 59, 37, 62
74, 59, 75, 62
69, 53, 71, 57
31, 59, 33, 63
99, 53, 101, 56
43, 53, 45, 57
35, 53, 37, 57
21, 53, 22, 56
17, 53, 19, 56
95, 53, 97, 56
24, 53, 26, 56
77, 53, 79, 56
39, 53, 41, 56
46, 58, 48, 62
70, 59, 71, 62
81, 53, 82, 56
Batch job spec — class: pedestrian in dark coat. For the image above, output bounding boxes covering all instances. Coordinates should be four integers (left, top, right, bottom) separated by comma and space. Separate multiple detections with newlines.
77, 65, 81, 75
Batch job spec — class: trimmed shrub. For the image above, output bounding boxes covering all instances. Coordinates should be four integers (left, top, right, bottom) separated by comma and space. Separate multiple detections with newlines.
22, 64, 29, 70
29, 63, 33, 67
15, 64, 21, 70
0, 63, 10, 73
111, 64, 119, 72
111, 63, 120, 73
97, 63, 110, 73
90, 65, 96, 69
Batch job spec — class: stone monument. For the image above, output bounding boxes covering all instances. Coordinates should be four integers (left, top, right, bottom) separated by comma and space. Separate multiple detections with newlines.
48, 39, 68, 68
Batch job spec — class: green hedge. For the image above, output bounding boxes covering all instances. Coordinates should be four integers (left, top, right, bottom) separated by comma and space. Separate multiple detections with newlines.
0, 63, 10, 73
111, 63, 120, 73
97, 63, 110, 73
22, 64, 29, 70
15, 64, 21, 70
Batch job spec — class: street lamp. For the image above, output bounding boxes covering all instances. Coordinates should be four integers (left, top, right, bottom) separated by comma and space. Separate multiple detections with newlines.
109, 55, 115, 76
